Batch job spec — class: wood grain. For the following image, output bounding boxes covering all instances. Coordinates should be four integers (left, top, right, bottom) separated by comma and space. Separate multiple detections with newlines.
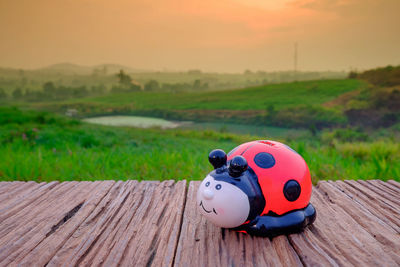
388, 180, 400, 189
332, 180, 400, 231
174, 181, 303, 267
0, 181, 99, 266
0, 181, 43, 209
19, 180, 116, 266
47, 180, 187, 267
0, 179, 399, 267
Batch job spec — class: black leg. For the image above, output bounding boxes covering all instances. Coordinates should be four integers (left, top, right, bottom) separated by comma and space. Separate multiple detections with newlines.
235, 203, 316, 237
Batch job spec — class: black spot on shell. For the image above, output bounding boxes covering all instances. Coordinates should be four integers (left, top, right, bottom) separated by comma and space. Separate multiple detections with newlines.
254, 152, 275, 168
283, 180, 301, 202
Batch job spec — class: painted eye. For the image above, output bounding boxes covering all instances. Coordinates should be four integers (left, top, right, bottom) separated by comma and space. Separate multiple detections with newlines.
205, 181, 210, 187
215, 184, 222, 190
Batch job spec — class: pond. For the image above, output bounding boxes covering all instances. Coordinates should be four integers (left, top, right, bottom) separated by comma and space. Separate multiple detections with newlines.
82, 115, 188, 129
83, 115, 309, 139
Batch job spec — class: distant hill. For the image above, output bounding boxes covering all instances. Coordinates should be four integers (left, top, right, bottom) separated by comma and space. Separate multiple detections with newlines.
0, 63, 348, 94
0, 63, 151, 77
36, 63, 150, 75
344, 65, 400, 127
351, 65, 400, 87
37, 63, 93, 75
95, 64, 150, 74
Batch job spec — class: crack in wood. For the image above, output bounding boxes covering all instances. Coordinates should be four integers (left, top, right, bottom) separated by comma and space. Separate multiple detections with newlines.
42, 182, 115, 267
145, 249, 156, 267
75, 187, 132, 266
46, 202, 84, 238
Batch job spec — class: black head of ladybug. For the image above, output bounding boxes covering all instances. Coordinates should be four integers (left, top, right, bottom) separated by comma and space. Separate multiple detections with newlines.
228, 155, 248, 177
208, 149, 227, 169
205, 151, 265, 222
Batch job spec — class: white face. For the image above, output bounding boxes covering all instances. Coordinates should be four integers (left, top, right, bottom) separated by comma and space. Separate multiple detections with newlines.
197, 175, 250, 228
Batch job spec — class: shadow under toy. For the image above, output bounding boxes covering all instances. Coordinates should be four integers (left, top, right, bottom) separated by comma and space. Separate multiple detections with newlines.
197, 140, 316, 237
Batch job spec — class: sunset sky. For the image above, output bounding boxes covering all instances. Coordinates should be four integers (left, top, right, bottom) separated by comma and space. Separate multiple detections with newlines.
0, 0, 399, 72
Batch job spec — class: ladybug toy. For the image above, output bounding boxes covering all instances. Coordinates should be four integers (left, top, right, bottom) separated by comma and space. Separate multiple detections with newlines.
197, 140, 316, 237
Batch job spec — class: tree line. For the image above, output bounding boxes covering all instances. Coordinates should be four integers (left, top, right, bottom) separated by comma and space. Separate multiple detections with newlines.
0, 70, 209, 101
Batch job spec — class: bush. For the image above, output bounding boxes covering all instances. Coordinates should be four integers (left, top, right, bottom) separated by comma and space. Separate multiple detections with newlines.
322, 128, 370, 143
269, 105, 346, 128
12, 88, 23, 99
358, 65, 400, 87
0, 88, 7, 99
0, 107, 80, 126
144, 80, 160, 91
348, 71, 358, 79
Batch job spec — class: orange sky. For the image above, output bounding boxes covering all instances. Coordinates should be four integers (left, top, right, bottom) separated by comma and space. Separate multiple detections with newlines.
0, 0, 399, 72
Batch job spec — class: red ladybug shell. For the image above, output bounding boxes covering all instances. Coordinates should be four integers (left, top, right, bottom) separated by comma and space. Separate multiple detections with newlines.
227, 140, 312, 216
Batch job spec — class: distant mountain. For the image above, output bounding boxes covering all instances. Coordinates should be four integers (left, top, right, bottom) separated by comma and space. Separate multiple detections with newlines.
36, 63, 151, 75
355, 65, 400, 87
94, 64, 150, 74
37, 63, 93, 75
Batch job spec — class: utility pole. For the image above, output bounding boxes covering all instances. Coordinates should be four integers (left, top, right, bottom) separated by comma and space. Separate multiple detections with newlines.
294, 42, 298, 80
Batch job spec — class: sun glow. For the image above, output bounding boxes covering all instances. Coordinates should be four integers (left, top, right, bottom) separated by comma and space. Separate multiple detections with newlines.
0, 0, 399, 72
232, 0, 292, 10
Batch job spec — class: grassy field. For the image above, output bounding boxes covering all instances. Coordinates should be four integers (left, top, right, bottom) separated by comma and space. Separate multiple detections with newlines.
45, 79, 365, 111
1, 107, 399, 183
26, 79, 366, 129
1, 66, 399, 182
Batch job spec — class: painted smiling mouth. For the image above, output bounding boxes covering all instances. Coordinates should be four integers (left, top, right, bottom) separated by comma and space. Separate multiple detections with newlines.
200, 201, 218, 215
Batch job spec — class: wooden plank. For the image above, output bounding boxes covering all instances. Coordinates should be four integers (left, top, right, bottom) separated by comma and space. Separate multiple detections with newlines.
344, 180, 400, 216
117, 180, 186, 267
0, 181, 29, 196
388, 180, 400, 189
18, 180, 115, 266
291, 185, 397, 266
75, 180, 148, 266
271, 236, 304, 267
288, 229, 343, 266
319, 181, 400, 264
0, 181, 44, 209
357, 180, 400, 206
332, 181, 400, 231
0, 181, 100, 265
174, 181, 303, 267
0, 181, 59, 224
0, 179, 399, 266
0, 181, 37, 200
46, 180, 128, 266
0, 182, 91, 263
47, 180, 187, 267
288, 185, 358, 266
0, 181, 68, 248
375, 179, 400, 194
0, 182, 12, 192
0, 181, 68, 237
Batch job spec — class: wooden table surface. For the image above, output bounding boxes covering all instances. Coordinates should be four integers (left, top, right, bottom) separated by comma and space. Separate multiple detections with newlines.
0, 179, 399, 267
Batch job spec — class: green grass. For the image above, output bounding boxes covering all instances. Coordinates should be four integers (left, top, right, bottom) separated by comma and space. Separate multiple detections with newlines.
0, 107, 249, 181
179, 121, 310, 139
1, 107, 398, 182
58, 79, 365, 111
26, 79, 366, 129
